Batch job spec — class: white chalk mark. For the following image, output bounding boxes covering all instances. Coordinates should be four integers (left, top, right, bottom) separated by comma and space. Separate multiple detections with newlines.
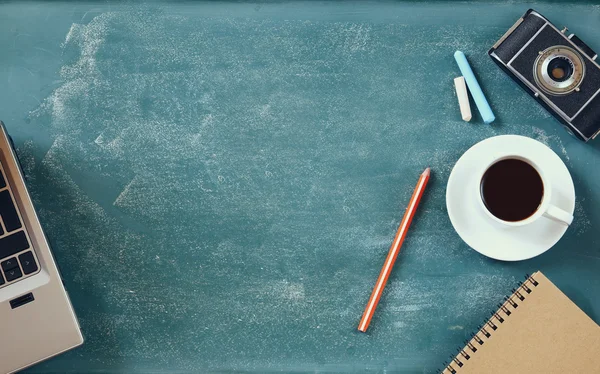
113, 177, 137, 206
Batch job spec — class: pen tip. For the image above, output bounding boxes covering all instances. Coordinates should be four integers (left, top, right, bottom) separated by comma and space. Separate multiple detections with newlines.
423, 168, 431, 176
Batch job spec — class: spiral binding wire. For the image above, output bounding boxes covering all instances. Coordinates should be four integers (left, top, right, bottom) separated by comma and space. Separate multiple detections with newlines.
440, 273, 539, 374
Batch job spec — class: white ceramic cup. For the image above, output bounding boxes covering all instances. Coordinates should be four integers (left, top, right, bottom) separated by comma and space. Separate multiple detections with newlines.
476, 154, 573, 227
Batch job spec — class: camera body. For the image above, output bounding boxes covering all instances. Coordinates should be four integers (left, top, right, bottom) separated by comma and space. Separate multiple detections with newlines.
489, 9, 600, 142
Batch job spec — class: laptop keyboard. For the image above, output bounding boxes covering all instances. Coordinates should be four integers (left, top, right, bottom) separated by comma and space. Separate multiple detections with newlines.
0, 161, 39, 288
0, 190, 22, 232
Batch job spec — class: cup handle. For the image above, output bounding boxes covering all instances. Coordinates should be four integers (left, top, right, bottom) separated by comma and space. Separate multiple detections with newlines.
543, 205, 573, 226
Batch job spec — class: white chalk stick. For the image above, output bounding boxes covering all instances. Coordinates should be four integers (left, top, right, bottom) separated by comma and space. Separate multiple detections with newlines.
454, 76, 472, 122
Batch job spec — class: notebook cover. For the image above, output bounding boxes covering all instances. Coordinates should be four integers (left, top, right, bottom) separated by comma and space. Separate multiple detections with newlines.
443, 271, 600, 374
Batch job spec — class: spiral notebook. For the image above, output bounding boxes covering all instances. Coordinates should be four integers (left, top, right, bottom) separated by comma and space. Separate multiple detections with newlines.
443, 271, 600, 374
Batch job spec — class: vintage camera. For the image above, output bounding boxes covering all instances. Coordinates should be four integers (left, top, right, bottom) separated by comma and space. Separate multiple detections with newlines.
489, 9, 600, 141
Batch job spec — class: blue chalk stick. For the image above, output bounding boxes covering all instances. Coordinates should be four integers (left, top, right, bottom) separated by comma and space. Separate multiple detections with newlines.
454, 51, 495, 124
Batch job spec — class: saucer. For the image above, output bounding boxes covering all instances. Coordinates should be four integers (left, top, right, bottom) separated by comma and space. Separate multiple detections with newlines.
446, 135, 575, 261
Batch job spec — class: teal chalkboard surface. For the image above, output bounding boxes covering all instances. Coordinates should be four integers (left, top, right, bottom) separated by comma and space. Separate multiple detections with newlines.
2, 2, 600, 373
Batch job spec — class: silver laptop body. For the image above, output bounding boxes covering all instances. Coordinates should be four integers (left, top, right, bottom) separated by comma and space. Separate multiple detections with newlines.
0, 122, 83, 373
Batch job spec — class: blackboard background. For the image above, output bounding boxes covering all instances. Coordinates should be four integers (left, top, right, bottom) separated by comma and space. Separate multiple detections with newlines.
1, 2, 599, 373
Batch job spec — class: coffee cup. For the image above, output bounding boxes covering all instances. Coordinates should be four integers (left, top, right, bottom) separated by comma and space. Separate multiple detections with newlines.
476, 154, 573, 227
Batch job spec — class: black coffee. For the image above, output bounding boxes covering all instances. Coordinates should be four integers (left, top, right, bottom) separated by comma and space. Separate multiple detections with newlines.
480, 159, 544, 222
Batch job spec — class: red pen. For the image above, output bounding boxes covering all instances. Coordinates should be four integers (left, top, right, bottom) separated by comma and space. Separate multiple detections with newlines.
358, 168, 430, 332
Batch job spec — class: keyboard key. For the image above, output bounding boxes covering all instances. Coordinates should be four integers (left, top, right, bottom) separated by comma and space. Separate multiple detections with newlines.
0, 169, 5, 189
0, 273, 4, 286
0, 190, 21, 232
4, 267, 22, 282
1, 257, 18, 272
0, 223, 3, 236
0, 231, 29, 260
18, 252, 38, 275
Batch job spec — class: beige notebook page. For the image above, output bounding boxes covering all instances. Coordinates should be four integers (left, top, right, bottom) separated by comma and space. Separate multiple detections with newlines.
448, 271, 600, 374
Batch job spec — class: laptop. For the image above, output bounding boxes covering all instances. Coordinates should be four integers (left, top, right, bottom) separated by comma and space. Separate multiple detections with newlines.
0, 122, 83, 373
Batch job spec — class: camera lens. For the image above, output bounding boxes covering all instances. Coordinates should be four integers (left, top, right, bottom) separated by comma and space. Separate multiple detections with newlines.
546, 57, 574, 82
534, 46, 585, 95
